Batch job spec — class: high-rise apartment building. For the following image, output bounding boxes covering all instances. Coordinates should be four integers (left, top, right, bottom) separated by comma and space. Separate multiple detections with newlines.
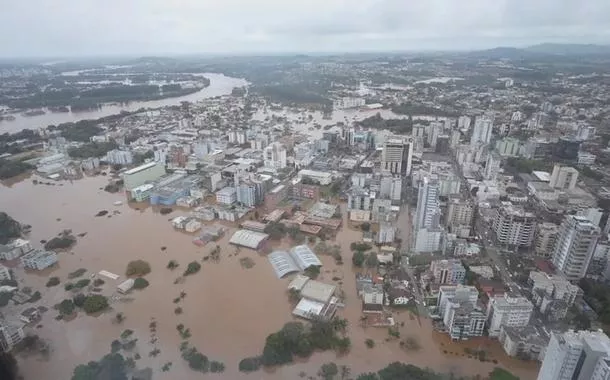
549, 164, 579, 191
414, 176, 442, 252
484, 151, 502, 180
486, 293, 533, 337
470, 116, 493, 147
445, 196, 474, 231
430, 259, 466, 285
263, 142, 287, 170
552, 215, 601, 281
458, 115, 471, 130
492, 202, 536, 248
535, 222, 560, 258
381, 137, 414, 176
537, 330, 610, 380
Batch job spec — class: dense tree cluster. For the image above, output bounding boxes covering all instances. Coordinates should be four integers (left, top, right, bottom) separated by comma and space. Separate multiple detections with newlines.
0, 212, 22, 244
0, 159, 33, 179
67, 141, 118, 159
261, 318, 349, 366
580, 278, 610, 324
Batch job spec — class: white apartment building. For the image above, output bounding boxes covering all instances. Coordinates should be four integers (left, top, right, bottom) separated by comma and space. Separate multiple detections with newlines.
381, 137, 413, 176
263, 142, 287, 170
552, 215, 601, 281
430, 259, 466, 285
492, 202, 536, 248
443, 303, 486, 340
529, 271, 579, 320
484, 151, 502, 180
379, 175, 402, 203
495, 137, 523, 157
470, 116, 493, 147
216, 186, 237, 205
486, 293, 533, 337
578, 152, 596, 165
437, 285, 479, 317
0, 239, 33, 261
538, 330, 610, 380
458, 115, 471, 130
414, 176, 443, 253
105, 149, 133, 166
446, 196, 474, 231
0, 264, 10, 281
333, 97, 365, 110
549, 164, 579, 191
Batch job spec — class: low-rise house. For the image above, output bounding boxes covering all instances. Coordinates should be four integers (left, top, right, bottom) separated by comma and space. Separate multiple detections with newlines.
0, 320, 25, 352
117, 279, 135, 294
288, 275, 338, 321
0, 239, 33, 261
20, 249, 57, 270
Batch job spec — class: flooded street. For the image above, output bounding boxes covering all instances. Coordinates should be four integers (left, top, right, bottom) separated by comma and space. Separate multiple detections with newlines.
0, 176, 538, 379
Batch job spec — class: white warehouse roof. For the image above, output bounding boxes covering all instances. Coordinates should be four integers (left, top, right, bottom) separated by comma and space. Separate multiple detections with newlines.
229, 229, 269, 249
268, 245, 323, 279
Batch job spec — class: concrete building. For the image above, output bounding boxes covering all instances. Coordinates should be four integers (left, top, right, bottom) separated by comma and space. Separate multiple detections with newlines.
578, 152, 597, 165
381, 137, 414, 176
0, 239, 32, 261
379, 175, 402, 203
414, 176, 443, 253
0, 264, 10, 281
235, 176, 265, 207
492, 202, 536, 248
20, 249, 58, 270
377, 223, 396, 244
458, 115, 471, 130
263, 142, 287, 170
216, 186, 237, 205
438, 285, 484, 340
122, 161, 166, 191
552, 215, 601, 281
446, 196, 474, 232
430, 259, 466, 285
347, 188, 373, 211
298, 170, 332, 186
549, 164, 579, 191
470, 116, 493, 147
499, 324, 549, 362
437, 285, 479, 317
529, 271, 580, 321
535, 223, 560, 258
484, 151, 502, 180
495, 137, 523, 157
333, 97, 365, 110
0, 321, 25, 352
486, 293, 533, 337
537, 330, 610, 380
105, 149, 133, 165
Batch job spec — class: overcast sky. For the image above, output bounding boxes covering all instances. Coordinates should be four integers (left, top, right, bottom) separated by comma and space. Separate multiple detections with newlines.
2, 0, 610, 57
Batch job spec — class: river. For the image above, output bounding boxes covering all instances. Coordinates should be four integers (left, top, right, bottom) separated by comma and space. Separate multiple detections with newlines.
0, 73, 248, 134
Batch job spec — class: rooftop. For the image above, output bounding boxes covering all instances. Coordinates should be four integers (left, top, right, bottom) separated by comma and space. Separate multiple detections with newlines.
229, 230, 269, 249
124, 161, 158, 175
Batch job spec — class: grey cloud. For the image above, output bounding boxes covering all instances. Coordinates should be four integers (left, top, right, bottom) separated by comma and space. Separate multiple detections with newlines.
0, 0, 609, 57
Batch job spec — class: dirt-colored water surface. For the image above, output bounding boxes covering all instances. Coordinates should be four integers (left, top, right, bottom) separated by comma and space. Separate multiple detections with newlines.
0, 175, 539, 379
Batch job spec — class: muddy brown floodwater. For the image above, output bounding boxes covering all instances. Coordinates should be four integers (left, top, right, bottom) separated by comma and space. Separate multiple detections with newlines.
0, 175, 540, 380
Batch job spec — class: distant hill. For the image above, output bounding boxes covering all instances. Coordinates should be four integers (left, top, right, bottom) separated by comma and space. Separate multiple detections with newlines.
461, 43, 610, 60
525, 43, 610, 55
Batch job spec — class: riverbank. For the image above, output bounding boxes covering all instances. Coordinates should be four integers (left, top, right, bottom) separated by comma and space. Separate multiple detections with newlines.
0, 73, 248, 134
0, 175, 539, 380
